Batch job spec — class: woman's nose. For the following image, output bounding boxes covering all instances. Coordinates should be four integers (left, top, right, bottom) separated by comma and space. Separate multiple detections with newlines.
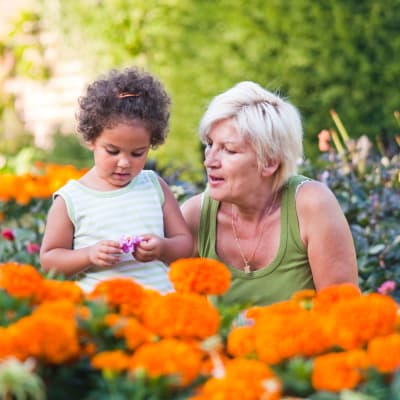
204, 147, 219, 168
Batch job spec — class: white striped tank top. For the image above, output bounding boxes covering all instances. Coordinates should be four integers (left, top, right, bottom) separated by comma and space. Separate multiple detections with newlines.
55, 170, 173, 293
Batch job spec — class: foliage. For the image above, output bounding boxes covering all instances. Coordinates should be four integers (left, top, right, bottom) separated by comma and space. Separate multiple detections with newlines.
301, 110, 400, 301
35, 0, 400, 166
0, 7, 51, 156
40, 131, 93, 169
0, 260, 400, 399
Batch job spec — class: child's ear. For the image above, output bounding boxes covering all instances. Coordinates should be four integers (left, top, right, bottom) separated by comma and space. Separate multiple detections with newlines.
85, 141, 95, 151
261, 159, 280, 177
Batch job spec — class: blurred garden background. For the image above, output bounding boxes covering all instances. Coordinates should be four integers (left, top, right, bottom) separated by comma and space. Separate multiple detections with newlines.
0, 0, 399, 293
1, 1, 400, 398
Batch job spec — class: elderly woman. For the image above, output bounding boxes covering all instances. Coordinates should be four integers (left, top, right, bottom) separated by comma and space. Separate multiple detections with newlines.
181, 81, 358, 306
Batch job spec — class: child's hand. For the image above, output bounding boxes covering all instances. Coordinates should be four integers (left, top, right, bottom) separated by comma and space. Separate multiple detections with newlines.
134, 234, 163, 262
88, 240, 122, 266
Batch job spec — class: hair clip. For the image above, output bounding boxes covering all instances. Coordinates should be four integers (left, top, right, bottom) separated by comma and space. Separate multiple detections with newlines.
117, 92, 140, 98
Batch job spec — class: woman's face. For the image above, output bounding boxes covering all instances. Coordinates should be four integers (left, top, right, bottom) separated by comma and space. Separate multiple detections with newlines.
204, 119, 262, 202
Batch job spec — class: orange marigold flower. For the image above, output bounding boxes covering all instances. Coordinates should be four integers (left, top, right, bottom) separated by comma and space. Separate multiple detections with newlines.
104, 313, 125, 332
313, 283, 361, 313
251, 300, 304, 321
291, 289, 317, 309
169, 258, 231, 295
227, 325, 256, 357
0, 163, 87, 202
127, 288, 162, 319
312, 349, 369, 392
367, 333, 400, 373
0, 262, 44, 302
141, 292, 220, 339
88, 278, 144, 315
224, 357, 276, 381
113, 317, 154, 350
82, 342, 97, 357
8, 313, 80, 363
0, 174, 15, 202
91, 350, 130, 372
76, 304, 91, 320
322, 293, 398, 350
39, 279, 83, 303
244, 306, 264, 320
190, 358, 280, 400
129, 338, 203, 386
34, 299, 77, 320
0, 327, 12, 359
254, 302, 330, 364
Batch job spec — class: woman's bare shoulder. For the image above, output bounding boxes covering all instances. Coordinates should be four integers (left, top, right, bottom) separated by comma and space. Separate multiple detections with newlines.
296, 180, 338, 209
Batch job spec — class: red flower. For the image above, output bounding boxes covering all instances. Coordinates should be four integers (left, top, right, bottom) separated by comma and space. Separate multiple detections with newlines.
26, 242, 40, 254
1, 228, 15, 241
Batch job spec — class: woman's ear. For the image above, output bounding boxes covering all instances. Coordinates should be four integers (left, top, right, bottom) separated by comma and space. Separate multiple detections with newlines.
261, 159, 280, 177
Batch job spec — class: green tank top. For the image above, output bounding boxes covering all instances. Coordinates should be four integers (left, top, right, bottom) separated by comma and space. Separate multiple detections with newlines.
199, 175, 315, 306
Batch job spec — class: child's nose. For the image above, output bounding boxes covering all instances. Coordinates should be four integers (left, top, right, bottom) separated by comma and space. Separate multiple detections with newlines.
118, 155, 130, 167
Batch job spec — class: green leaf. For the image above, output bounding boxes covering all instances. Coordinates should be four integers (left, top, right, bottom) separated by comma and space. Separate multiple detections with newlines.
368, 244, 386, 255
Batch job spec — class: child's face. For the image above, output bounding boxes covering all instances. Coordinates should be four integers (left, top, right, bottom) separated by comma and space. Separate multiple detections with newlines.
87, 122, 151, 189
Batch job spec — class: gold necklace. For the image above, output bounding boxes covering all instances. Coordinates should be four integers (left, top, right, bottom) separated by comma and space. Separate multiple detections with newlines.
231, 193, 277, 273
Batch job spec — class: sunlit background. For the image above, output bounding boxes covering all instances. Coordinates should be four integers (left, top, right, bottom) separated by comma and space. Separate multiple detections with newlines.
1, 0, 399, 179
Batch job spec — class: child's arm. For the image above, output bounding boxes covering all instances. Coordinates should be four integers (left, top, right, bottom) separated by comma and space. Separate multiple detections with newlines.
40, 196, 122, 277
134, 178, 193, 264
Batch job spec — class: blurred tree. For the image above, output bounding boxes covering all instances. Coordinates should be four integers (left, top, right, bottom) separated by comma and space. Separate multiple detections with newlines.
0, 8, 50, 156
15, 0, 400, 168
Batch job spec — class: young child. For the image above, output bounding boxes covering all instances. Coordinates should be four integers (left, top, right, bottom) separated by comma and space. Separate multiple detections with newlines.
40, 67, 193, 293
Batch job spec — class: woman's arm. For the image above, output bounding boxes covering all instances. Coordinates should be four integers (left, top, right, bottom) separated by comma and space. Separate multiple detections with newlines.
296, 181, 359, 289
40, 196, 121, 276
139, 177, 194, 264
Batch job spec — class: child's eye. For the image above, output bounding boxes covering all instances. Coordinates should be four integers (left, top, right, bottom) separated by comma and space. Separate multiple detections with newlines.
131, 151, 146, 157
106, 149, 119, 155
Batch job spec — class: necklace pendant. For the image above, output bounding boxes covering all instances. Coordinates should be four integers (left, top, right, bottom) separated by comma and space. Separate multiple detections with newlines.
244, 263, 251, 273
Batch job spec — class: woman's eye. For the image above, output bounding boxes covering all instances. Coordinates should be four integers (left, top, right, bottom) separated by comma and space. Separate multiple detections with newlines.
225, 148, 236, 154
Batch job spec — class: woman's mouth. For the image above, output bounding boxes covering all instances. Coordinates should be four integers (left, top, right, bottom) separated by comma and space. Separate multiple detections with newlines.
208, 174, 224, 185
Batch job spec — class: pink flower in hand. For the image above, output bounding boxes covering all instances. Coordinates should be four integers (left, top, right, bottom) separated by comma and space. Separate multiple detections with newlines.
119, 235, 142, 254
377, 280, 396, 295
1, 228, 15, 241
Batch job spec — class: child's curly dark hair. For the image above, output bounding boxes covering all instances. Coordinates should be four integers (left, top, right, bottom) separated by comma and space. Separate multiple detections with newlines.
76, 67, 170, 148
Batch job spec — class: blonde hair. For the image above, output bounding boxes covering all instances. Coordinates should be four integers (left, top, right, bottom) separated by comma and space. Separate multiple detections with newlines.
199, 81, 303, 192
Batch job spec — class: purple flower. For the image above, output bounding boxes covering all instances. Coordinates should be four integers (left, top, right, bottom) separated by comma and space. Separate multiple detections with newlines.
119, 235, 142, 254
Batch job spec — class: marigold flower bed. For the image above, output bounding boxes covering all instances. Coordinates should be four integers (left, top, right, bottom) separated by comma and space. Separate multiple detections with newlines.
0, 258, 399, 399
